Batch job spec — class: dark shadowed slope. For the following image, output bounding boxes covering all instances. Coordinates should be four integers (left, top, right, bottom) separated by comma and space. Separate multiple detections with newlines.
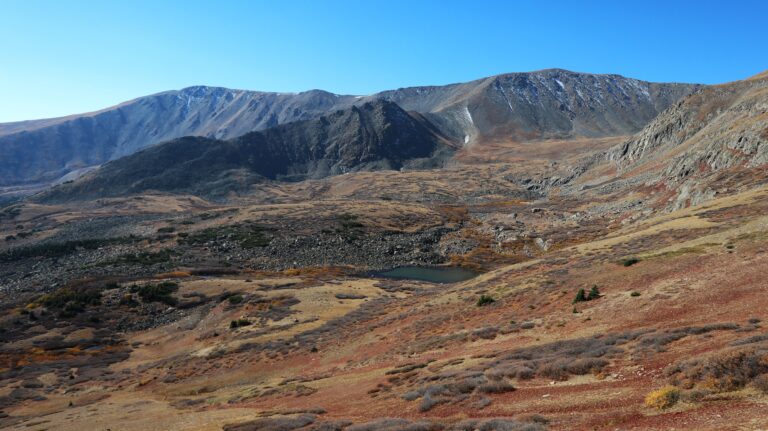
39, 100, 452, 201
0, 87, 358, 186
0, 70, 698, 188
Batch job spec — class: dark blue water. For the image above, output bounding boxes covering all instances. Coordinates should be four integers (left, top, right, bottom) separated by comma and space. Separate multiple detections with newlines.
373, 266, 478, 283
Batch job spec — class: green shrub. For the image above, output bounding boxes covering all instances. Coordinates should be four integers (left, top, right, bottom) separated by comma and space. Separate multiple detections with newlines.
573, 288, 587, 304
0, 237, 136, 263
230, 318, 251, 329
37, 286, 102, 311
631, 291, 641, 297
107, 249, 172, 266
338, 213, 363, 229
133, 281, 179, 306
477, 295, 495, 306
587, 285, 601, 300
622, 257, 640, 267
119, 294, 139, 307
227, 294, 244, 305
180, 224, 270, 248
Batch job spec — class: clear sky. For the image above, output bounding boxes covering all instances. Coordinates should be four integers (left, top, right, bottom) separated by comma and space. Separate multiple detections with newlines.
1, 0, 766, 122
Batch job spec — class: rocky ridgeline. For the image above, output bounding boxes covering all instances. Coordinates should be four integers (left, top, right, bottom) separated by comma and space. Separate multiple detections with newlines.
0, 69, 697, 189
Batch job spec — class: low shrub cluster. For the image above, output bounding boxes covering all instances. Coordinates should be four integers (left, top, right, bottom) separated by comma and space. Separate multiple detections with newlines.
230, 319, 252, 329
131, 281, 179, 306
645, 386, 680, 410
573, 286, 600, 304
666, 346, 768, 393
35, 286, 103, 317
227, 294, 244, 305
621, 257, 640, 267
477, 295, 495, 307
106, 249, 173, 266
404, 370, 517, 412
637, 323, 739, 353
180, 223, 270, 248
0, 237, 135, 262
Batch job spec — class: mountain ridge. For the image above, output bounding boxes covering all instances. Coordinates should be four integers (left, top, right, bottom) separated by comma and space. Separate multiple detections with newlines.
0, 69, 700, 188
39, 100, 452, 201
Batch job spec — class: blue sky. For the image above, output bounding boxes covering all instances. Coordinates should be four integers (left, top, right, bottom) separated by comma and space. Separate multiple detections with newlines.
1, 0, 766, 122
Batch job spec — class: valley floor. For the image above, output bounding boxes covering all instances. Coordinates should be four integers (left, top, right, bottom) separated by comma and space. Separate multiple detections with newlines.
1, 163, 768, 430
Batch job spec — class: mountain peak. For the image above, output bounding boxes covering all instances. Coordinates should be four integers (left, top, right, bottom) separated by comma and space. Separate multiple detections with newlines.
0, 70, 700, 189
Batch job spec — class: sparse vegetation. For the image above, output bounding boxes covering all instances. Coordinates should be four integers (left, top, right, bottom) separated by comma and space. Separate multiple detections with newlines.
337, 213, 363, 229
180, 223, 270, 248
573, 288, 587, 303
622, 257, 640, 267
335, 213, 365, 239
477, 294, 495, 306
34, 286, 103, 317
574, 286, 601, 304
105, 249, 173, 266
132, 281, 179, 306
666, 346, 768, 393
753, 374, 768, 394
630, 291, 641, 297
230, 318, 252, 329
645, 386, 680, 410
587, 285, 600, 300
0, 205, 21, 221
0, 237, 136, 262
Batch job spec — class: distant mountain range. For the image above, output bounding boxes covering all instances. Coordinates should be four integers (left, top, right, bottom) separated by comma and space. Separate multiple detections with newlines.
0, 69, 699, 188
40, 100, 452, 201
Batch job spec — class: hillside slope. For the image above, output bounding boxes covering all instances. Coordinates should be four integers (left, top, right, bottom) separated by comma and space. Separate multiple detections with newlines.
40, 100, 452, 200
376, 69, 698, 144
605, 72, 768, 209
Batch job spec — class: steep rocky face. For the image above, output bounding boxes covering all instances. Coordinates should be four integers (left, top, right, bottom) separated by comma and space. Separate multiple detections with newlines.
373, 69, 699, 143
0, 70, 698, 188
606, 73, 768, 209
39, 100, 451, 201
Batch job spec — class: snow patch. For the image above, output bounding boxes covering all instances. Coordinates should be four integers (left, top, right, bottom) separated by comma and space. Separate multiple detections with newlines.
463, 106, 474, 126
555, 79, 565, 90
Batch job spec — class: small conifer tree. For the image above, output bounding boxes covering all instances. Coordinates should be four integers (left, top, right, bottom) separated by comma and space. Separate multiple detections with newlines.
588, 285, 601, 300
573, 288, 587, 304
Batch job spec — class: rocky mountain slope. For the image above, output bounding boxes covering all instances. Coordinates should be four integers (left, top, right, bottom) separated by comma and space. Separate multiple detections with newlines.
40, 100, 452, 201
377, 69, 698, 144
604, 72, 768, 209
0, 87, 359, 187
0, 70, 698, 188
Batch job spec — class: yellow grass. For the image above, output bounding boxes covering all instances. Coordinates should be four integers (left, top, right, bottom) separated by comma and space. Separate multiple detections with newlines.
645, 386, 680, 410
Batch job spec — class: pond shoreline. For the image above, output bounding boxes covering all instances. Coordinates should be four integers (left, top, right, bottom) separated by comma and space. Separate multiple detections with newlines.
368, 265, 479, 284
